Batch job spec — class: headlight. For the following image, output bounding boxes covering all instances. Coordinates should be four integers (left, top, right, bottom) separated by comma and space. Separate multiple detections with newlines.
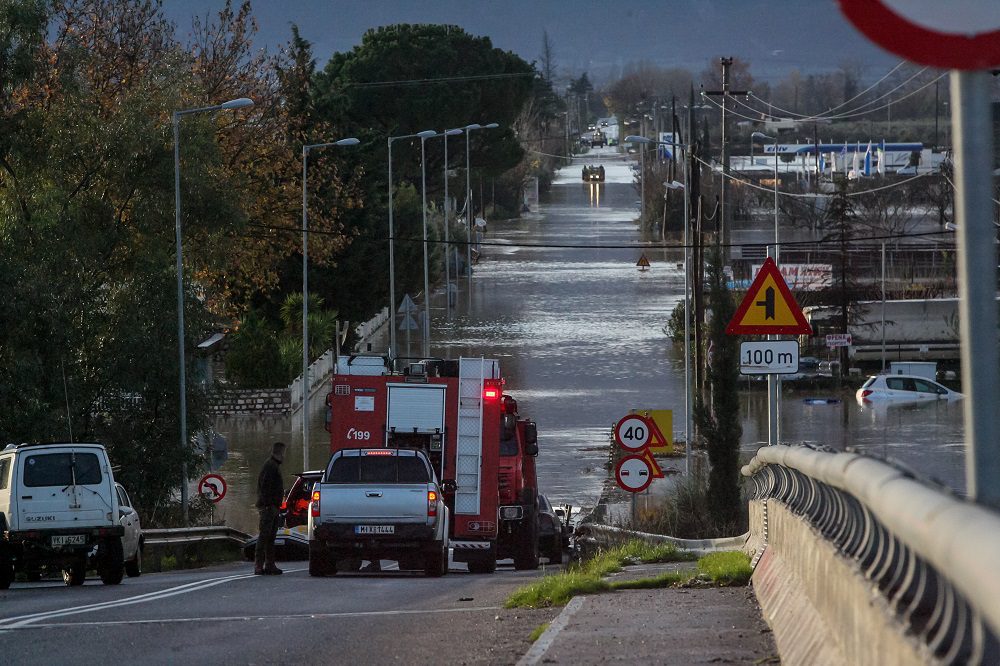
500, 506, 523, 520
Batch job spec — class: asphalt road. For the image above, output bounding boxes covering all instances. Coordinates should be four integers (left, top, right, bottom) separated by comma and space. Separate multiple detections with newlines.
0, 559, 561, 665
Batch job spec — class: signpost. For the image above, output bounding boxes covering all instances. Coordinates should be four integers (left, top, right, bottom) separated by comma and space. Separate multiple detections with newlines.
825, 334, 852, 348
838, 1, 1000, 508
739, 340, 799, 375
198, 473, 227, 503
613, 414, 667, 521
615, 456, 654, 493
727, 258, 811, 447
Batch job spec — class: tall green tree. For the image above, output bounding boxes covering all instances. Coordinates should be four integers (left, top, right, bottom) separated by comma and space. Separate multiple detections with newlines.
311, 24, 534, 318
696, 246, 743, 532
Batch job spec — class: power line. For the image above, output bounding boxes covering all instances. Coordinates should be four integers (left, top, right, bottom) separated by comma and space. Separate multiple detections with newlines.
344, 71, 536, 89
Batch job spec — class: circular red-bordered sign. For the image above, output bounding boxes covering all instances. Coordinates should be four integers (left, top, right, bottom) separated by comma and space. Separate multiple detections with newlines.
839, 1, 1000, 70
613, 414, 653, 452
198, 473, 227, 503
615, 455, 654, 493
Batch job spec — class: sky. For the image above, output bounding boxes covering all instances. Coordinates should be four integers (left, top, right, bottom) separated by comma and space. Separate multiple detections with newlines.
161, 1, 900, 86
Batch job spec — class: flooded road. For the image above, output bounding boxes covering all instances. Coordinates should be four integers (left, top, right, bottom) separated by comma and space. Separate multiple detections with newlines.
211, 151, 966, 533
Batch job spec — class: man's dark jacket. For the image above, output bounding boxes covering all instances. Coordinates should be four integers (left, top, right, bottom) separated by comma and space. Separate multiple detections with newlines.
256, 457, 283, 509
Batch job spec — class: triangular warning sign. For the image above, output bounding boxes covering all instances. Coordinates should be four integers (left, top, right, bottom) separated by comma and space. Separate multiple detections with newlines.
726, 257, 812, 335
636, 254, 650, 270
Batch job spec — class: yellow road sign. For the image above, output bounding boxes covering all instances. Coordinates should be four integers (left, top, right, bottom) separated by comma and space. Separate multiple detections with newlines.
629, 409, 672, 454
726, 257, 812, 335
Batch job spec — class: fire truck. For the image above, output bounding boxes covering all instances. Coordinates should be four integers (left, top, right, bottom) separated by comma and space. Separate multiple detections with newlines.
324, 355, 541, 572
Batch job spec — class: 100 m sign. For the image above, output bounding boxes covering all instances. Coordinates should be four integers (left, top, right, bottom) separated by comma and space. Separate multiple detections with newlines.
739, 340, 800, 375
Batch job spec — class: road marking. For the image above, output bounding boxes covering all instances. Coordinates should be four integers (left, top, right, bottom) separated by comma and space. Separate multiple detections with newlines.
0, 605, 501, 630
516, 595, 586, 665
0, 569, 305, 630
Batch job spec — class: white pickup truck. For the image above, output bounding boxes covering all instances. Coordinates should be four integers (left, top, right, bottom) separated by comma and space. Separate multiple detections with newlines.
307, 448, 449, 577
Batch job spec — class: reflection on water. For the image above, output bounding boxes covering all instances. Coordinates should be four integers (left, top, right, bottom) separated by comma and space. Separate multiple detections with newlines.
211, 160, 966, 531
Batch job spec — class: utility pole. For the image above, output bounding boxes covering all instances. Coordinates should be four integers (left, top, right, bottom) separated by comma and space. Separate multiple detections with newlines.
702, 57, 749, 254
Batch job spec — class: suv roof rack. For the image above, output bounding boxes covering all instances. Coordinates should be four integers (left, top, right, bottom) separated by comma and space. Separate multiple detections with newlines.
3, 441, 105, 451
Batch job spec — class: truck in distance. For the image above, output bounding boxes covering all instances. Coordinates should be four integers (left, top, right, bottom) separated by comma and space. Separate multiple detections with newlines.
308, 448, 449, 577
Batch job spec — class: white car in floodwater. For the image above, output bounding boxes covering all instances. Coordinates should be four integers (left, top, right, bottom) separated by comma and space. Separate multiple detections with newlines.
856, 374, 963, 405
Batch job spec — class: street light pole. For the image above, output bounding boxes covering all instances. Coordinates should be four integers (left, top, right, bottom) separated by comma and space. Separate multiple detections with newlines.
463, 123, 499, 278
387, 130, 436, 361
172, 97, 253, 525
753, 131, 780, 446
301, 137, 359, 472
626, 134, 691, 472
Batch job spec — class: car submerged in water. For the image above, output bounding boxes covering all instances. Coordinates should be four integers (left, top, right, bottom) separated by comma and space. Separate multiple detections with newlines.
856, 374, 963, 405
582, 164, 605, 182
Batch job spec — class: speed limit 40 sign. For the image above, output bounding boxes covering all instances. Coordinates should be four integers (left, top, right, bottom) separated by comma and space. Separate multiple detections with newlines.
614, 415, 653, 451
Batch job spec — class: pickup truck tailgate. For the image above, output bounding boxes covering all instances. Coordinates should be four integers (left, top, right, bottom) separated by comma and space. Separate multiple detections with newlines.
321, 484, 429, 523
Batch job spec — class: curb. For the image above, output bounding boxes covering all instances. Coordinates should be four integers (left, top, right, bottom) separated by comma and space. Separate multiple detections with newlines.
516, 596, 586, 666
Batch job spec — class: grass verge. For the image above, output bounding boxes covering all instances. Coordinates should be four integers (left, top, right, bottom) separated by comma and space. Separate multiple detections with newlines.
528, 623, 550, 643
697, 551, 752, 586
505, 540, 695, 608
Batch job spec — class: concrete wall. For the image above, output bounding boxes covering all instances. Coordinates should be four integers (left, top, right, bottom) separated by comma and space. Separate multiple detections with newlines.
209, 389, 290, 415
749, 500, 932, 665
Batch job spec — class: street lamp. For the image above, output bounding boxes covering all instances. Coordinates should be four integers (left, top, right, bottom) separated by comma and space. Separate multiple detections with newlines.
751, 131, 780, 447
625, 134, 692, 474
387, 129, 436, 361
464, 123, 499, 277
301, 137, 359, 471
442, 128, 465, 312
173, 96, 254, 525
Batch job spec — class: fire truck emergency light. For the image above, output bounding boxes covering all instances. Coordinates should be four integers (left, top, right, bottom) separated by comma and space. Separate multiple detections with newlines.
483, 388, 500, 401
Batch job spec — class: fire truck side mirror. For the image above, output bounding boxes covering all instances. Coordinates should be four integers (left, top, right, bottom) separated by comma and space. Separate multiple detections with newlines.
501, 414, 516, 440
441, 479, 458, 494
523, 422, 538, 456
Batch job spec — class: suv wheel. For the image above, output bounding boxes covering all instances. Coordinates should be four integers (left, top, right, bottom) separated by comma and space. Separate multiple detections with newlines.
63, 559, 86, 586
513, 517, 540, 571
0, 550, 13, 590
423, 541, 448, 577
98, 539, 124, 585
125, 546, 142, 578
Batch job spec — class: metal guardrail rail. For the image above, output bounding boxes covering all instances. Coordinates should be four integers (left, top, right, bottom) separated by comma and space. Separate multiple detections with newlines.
743, 445, 1000, 665
144, 526, 251, 546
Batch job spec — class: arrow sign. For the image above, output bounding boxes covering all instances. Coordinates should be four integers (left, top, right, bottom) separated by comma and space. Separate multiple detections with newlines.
726, 258, 812, 335
397, 293, 417, 314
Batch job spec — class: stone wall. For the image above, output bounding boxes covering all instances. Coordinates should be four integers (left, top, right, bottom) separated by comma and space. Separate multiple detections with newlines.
209, 389, 291, 415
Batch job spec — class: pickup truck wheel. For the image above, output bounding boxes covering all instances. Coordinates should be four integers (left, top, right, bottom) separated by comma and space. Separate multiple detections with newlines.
0, 551, 13, 589
545, 538, 563, 564
423, 541, 447, 577
63, 559, 86, 586
98, 539, 125, 585
309, 542, 336, 577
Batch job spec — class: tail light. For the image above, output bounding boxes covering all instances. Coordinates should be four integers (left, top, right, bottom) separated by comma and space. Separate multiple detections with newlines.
860, 390, 873, 399
427, 490, 438, 517
280, 500, 287, 511
310, 490, 321, 518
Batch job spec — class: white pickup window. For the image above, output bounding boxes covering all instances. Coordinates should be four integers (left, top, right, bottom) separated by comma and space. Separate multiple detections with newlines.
386, 385, 446, 434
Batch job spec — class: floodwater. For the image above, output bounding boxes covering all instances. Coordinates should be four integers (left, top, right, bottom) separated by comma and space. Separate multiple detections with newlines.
211, 149, 966, 534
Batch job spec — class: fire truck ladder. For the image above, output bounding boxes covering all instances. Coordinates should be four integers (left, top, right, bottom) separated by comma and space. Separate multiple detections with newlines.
455, 357, 489, 515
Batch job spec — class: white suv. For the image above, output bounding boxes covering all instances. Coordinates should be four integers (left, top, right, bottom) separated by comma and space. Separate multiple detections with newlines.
0, 442, 126, 587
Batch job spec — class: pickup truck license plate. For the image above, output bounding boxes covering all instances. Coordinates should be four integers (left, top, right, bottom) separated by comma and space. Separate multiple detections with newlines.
355, 525, 394, 535
51, 535, 86, 547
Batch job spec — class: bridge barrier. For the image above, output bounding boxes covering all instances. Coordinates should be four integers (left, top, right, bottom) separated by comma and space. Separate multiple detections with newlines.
143, 526, 251, 572
576, 523, 748, 556
743, 444, 1000, 665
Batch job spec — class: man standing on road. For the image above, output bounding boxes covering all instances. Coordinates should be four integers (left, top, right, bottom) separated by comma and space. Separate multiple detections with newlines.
255, 441, 286, 575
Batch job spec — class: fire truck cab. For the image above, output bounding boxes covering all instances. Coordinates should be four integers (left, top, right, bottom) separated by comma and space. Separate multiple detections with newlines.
325, 355, 539, 573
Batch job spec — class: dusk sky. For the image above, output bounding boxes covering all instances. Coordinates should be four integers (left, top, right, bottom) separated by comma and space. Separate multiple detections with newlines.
160, 1, 901, 86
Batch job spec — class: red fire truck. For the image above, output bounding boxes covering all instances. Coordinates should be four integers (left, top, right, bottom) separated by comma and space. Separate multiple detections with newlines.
325, 355, 540, 573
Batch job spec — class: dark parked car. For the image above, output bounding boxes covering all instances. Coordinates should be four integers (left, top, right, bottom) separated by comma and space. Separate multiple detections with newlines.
243, 471, 321, 561
537, 495, 570, 564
